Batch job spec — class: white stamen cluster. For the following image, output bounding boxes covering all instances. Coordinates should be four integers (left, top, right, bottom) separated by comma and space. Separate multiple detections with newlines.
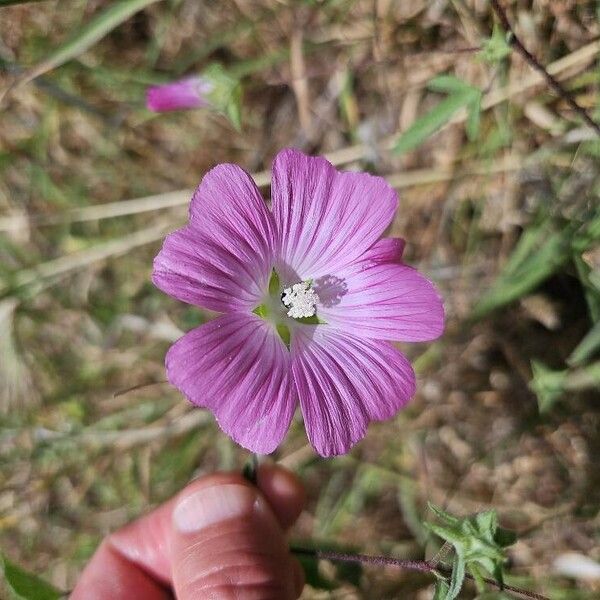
281, 282, 319, 319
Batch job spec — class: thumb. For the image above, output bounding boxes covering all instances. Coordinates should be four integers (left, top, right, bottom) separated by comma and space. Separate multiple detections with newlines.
170, 474, 304, 600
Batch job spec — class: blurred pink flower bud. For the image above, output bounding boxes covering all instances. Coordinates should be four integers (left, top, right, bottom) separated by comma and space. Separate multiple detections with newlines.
146, 76, 212, 112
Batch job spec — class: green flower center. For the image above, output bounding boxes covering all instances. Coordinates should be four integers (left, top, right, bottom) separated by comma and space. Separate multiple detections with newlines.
253, 270, 325, 348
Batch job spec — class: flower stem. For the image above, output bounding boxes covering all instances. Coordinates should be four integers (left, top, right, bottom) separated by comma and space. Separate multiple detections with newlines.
242, 452, 259, 485
490, 0, 600, 137
290, 546, 551, 600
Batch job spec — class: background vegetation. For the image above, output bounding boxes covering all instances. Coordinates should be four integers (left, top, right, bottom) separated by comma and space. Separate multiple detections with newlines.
0, 0, 599, 598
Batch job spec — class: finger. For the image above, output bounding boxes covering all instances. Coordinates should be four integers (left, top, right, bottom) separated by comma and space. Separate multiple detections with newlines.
107, 472, 240, 585
170, 474, 301, 599
69, 540, 170, 600
257, 462, 306, 529
107, 465, 305, 585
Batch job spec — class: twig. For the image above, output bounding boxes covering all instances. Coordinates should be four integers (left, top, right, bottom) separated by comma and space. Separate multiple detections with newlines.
113, 380, 168, 398
291, 546, 551, 600
0, 56, 120, 124
36, 409, 209, 451
490, 0, 600, 137
290, 29, 312, 134
0, 222, 172, 297
0, 155, 521, 230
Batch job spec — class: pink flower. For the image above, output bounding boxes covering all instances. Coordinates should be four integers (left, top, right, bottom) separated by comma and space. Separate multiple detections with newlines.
152, 149, 444, 457
146, 76, 212, 112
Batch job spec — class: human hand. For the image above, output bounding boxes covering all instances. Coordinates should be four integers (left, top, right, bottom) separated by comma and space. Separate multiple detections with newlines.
71, 463, 306, 599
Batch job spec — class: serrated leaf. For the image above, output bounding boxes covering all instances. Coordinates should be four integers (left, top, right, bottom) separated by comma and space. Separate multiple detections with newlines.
473, 510, 497, 539
1, 554, 63, 600
448, 553, 466, 600
433, 579, 451, 600
424, 522, 469, 548
425, 505, 514, 596
427, 503, 462, 527
9, 0, 163, 88
479, 24, 513, 63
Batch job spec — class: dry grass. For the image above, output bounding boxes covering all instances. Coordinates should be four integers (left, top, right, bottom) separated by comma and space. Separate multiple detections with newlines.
0, 1, 599, 598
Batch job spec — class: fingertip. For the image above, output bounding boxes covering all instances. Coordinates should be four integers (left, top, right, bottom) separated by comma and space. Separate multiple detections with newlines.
257, 463, 306, 530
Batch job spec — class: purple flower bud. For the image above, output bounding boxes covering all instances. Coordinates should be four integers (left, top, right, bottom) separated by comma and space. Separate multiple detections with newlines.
146, 76, 212, 112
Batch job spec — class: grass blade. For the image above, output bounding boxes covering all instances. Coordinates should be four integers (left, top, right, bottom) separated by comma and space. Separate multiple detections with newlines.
393, 91, 471, 155
0, 0, 46, 6
2, 0, 162, 94
568, 321, 600, 367
472, 221, 573, 319
1, 553, 62, 600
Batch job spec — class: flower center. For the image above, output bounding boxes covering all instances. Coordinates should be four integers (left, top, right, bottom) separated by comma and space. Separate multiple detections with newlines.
281, 281, 319, 319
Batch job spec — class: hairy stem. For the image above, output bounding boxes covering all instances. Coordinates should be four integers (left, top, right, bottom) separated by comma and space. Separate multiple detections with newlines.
290, 546, 551, 600
489, 0, 600, 136
242, 452, 260, 485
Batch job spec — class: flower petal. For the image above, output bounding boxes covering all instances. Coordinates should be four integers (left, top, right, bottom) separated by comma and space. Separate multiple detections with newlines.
166, 313, 296, 454
146, 76, 211, 112
291, 326, 415, 457
153, 164, 275, 312
317, 240, 444, 341
271, 148, 398, 280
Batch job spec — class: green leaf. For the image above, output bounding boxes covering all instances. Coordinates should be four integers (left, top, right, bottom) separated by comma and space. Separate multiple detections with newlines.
531, 360, 600, 411
393, 76, 481, 154
252, 304, 268, 318
573, 252, 600, 323
393, 94, 466, 154
473, 205, 599, 320
427, 74, 477, 95
0, 0, 46, 6
568, 321, 600, 367
465, 92, 482, 140
425, 505, 514, 596
448, 553, 466, 600
276, 323, 291, 348
296, 554, 336, 591
203, 63, 244, 130
1, 554, 63, 600
225, 82, 242, 131
11, 0, 163, 86
473, 509, 497, 539
295, 314, 327, 325
268, 270, 281, 296
427, 503, 462, 527
472, 220, 573, 319
479, 24, 513, 64
425, 521, 469, 548
433, 579, 451, 600
494, 527, 517, 548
